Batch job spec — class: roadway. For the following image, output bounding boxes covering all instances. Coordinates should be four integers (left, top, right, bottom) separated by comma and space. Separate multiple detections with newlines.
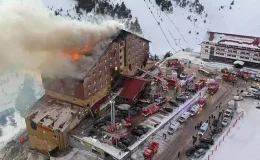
154, 82, 236, 160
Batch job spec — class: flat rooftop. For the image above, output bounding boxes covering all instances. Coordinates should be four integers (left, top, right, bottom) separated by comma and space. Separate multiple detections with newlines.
203, 31, 260, 49
24, 95, 84, 132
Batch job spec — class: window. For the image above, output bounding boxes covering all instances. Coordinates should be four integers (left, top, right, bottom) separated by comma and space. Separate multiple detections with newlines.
120, 56, 122, 59
205, 46, 209, 48
53, 135, 57, 139
205, 50, 208, 52
120, 49, 122, 53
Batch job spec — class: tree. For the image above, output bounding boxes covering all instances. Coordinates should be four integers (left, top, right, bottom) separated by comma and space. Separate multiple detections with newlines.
0, 128, 2, 137
134, 18, 142, 34
154, 54, 159, 61
15, 74, 37, 116
0, 116, 7, 126
231, 0, 235, 5
164, 51, 172, 59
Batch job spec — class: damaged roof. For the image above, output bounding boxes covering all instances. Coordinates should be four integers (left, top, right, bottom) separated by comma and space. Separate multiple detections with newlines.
68, 30, 150, 80
24, 95, 84, 132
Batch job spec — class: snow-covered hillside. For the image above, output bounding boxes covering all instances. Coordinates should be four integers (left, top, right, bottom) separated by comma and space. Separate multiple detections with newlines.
0, 71, 44, 148
42, 0, 260, 55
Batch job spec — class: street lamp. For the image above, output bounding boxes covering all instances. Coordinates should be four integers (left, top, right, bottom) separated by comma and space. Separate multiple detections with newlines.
110, 100, 116, 130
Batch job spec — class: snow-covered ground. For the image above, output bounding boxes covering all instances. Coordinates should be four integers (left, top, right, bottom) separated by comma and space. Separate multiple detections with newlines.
204, 99, 260, 160
0, 70, 44, 149
41, 0, 260, 55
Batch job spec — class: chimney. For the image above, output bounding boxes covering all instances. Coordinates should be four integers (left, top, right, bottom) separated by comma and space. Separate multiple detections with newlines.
209, 32, 214, 41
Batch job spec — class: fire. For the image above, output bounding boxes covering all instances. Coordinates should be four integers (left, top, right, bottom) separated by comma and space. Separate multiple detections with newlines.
72, 53, 79, 60
62, 42, 97, 61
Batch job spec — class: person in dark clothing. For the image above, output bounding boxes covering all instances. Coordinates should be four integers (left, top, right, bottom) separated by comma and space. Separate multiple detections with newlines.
178, 151, 181, 158
195, 126, 197, 130
211, 114, 214, 118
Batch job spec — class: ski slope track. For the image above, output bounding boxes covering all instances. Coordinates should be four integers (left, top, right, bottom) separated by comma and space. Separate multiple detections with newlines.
42, 0, 260, 55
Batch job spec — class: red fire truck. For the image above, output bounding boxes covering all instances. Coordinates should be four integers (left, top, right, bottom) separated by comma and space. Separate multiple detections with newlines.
195, 79, 206, 90
222, 73, 238, 82
143, 141, 159, 160
166, 59, 179, 67
142, 105, 159, 117
208, 83, 219, 95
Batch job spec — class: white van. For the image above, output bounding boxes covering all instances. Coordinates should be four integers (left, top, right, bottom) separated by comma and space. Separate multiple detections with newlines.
247, 87, 260, 95
178, 111, 191, 123
167, 121, 181, 134
189, 105, 200, 116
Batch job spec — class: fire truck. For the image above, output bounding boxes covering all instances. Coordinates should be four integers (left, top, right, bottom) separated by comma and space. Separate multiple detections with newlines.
241, 71, 250, 80
142, 105, 159, 117
143, 141, 159, 160
195, 79, 206, 90
166, 59, 179, 67
165, 78, 177, 86
208, 83, 219, 95
222, 73, 238, 82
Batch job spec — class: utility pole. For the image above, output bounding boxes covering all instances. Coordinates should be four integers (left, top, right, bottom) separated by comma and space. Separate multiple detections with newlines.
110, 100, 116, 130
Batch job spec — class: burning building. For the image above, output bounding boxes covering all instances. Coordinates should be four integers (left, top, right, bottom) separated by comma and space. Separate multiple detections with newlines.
24, 30, 150, 155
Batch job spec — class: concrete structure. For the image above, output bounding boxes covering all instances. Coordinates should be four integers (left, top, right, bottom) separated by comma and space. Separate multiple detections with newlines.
24, 30, 150, 155
23, 95, 85, 154
42, 30, 150, 109
201, 31, 260, 67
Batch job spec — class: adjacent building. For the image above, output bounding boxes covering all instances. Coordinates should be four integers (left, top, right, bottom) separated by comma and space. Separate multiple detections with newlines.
201, 31, 260, 68
24, 30, 150, 155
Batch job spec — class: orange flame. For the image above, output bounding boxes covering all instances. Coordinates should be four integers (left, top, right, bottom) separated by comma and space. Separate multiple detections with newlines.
63, 42, 98, 61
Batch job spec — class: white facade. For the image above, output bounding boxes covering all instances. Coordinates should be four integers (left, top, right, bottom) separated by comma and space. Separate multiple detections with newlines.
201, 32, 260, 65
200, 42, 260, 64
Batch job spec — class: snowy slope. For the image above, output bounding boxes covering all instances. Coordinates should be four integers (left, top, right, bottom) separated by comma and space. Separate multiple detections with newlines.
207, 99, 260, 160
41, 0, 260, 55
0, 70, 44, 148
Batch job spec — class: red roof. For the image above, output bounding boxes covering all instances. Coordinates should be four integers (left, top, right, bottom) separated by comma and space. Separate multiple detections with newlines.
119, 78, 148, 100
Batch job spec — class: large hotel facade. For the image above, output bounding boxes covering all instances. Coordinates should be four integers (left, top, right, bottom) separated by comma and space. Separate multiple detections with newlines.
201, 31, 260, 68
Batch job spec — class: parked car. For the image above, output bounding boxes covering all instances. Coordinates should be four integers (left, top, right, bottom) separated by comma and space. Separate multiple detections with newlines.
185, 146, 196, 156
200, 138, 214, 145
135, 125, 149, 134
185, 87, 197, 93
178, 111, 191, 123
163, 107, 173, 113
119, 137, 131, 147
132, 128, 144, 137
176, 92, 191, 102
221, 117, 230, 127
195, 143, 210, 150
255, 94, 260, 100
167, 121, 181, 134
193, 148, 206, 158
224, 108, 233, 117
159, 108, 169, 116
212, 119, 219, 127
241, 92, 254, 97
117, 142, 128, 151
168, 100, 179, 107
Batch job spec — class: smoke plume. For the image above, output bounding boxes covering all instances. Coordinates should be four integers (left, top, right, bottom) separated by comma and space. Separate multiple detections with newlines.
0, 0, 124, 78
